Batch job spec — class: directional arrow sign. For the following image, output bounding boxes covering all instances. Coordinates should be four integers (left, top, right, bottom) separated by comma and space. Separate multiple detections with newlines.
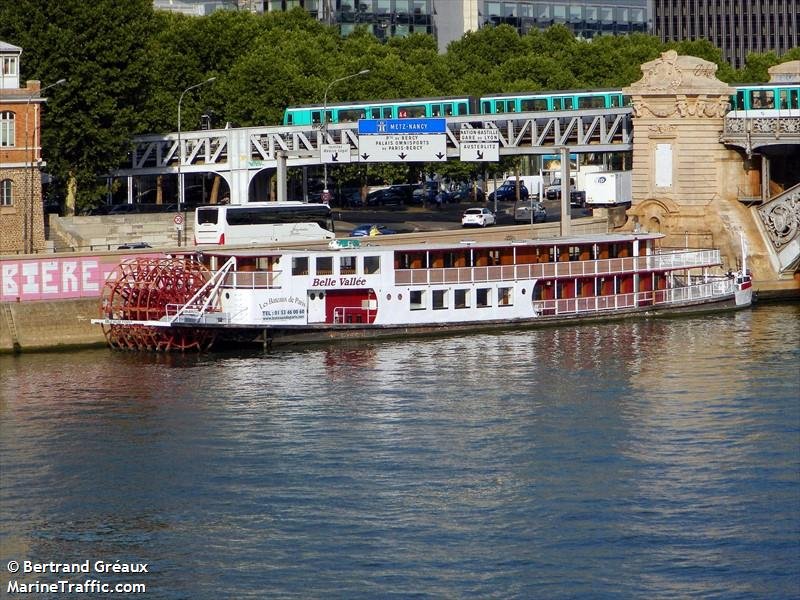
358, 134, 447, 162
321, 143, 351, 163
460, 128, 500, 142
459, 142, 499, 162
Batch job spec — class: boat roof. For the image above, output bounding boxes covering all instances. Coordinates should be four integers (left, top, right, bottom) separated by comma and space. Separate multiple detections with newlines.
193, 232, 665, 259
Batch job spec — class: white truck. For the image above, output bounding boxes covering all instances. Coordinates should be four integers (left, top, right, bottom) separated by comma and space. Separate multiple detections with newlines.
584, 171, 633, 207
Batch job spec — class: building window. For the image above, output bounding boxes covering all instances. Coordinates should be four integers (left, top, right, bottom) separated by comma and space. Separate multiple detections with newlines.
2, 56, 17, 77
0, 179, 12, 206
0, 111, 15, 147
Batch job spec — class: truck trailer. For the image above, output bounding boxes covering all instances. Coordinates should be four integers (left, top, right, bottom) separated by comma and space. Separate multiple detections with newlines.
584, 171, 633, 207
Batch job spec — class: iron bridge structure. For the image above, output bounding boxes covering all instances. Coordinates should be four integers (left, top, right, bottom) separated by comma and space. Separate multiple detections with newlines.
114, 108, 633, 205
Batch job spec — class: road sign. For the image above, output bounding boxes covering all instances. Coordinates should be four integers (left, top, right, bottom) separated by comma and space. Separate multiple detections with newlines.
173, 213, 184, 231
358, 118, 446, 135
460, 128, 500, 142
358, 134, 447, 162
321, 143, 351, 164
459, 142, 499, 162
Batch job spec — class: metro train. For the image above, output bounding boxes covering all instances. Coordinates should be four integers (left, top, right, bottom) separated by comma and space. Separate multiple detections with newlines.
282, 83, 800, 126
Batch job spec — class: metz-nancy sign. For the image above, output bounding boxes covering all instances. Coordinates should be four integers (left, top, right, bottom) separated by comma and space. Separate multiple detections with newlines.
357, 118, 447, 162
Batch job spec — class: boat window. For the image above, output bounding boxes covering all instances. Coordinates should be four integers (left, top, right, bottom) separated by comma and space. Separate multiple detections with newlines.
364, 255, 380, 274
340, 255, 356, 275
569, 246, 581, 261
476, 288, 490, 308
532, 284, 544, 301
316, 256, 333, 275
454, 289, 469, 308
292, 256, 309, 276
498, 287, 513, 306
432, 289, 447, 310
410, 289, 425, 310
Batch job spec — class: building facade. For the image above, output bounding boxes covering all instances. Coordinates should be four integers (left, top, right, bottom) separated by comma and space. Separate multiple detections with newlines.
0, 42, 50, 255
650, 0, 799, 69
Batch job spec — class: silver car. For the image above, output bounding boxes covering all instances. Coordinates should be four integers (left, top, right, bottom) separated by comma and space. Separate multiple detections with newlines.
514, 201, 547, 224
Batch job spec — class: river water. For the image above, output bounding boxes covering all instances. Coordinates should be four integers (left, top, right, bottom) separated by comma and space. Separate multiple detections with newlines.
1, 303, 798, 599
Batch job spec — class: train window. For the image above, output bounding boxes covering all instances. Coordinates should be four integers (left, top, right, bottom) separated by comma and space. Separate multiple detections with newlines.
790, 89, 799, 109
399, 105, 426, 118
507, 100, 518, 112
735, 91, 746, 110
481, 100, 493, 113
444, 103, 454, 116
338, 109, 362, 122
609, 95, 622, 107
431, 104, 441, 117
521, 98, 548, 111
285, 112, 293, 125
555, 97, 574, 110
750, 90, 774, 109
311, 111, 322, 125
577, 96, 605, 109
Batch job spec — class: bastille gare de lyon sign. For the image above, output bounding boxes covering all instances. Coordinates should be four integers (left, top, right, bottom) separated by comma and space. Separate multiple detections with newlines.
320, 118, 499, 163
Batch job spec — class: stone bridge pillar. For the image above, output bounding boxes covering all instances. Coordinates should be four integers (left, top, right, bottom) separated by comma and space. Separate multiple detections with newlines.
622, 51, 767, 274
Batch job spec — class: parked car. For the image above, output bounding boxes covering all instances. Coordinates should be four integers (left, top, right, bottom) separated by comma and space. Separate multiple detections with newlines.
366, 186, 411, 206
117, 242, 152, 249
461, 207, 496, 227
544, 177, 576, 200
449, 183, 486, 203
514, 201, 547, 224
488, 182, 529, 203
349, 224, 398, 237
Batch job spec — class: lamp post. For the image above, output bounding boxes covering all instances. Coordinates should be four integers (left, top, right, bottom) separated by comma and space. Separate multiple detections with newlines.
177, 77, 216, 207
321, 69, 370, 197
24, 78, 66, 254
176, 76, 215, 247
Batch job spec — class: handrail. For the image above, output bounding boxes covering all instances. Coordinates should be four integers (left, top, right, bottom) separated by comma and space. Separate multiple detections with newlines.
395, 249, 721, 286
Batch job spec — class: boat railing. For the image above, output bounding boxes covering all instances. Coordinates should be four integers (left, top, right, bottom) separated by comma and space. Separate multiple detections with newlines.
532, 278, 734, 316
333, 306, 373, 324
222, 270, 281, 289
395, 250, 722, 286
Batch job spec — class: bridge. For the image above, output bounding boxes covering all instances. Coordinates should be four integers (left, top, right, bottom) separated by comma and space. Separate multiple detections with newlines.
116, 107, 633, 204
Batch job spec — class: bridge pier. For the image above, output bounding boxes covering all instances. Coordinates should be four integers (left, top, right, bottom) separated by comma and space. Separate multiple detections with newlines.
621, 51, 799, 290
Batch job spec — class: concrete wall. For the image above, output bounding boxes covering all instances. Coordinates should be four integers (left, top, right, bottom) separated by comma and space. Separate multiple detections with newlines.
1, 298, 106, 354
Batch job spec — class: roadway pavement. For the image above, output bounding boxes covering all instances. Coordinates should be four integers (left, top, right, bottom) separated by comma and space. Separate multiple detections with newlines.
332, 198, 593, 235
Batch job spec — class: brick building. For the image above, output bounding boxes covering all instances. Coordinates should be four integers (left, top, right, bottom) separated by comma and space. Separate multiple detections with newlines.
0, 41, 52, 255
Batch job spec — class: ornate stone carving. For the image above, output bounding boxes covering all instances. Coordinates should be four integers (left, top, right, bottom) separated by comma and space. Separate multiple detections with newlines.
757, 192, 800, 250
624, 50, 733, 97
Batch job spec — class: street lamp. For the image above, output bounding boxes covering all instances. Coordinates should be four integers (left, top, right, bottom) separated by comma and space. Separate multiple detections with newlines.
24, 77, 66, 254
177, 77, 216, 208
321, 69, 370, 196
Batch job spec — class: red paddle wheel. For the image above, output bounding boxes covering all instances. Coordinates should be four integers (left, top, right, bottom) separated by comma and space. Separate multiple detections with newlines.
99, 256, 217, 351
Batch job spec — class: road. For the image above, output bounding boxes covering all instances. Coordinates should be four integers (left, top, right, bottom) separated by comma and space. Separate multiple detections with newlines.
333, 198, 593, 235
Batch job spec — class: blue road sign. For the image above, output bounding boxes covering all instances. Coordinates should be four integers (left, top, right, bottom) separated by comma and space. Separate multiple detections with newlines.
358, 118, 447, 135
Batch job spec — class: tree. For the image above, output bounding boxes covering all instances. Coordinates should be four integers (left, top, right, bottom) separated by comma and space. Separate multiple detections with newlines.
0, 0, 157, 212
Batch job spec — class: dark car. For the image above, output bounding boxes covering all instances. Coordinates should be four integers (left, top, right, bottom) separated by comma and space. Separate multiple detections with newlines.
366, 187, 407, 207
488, 182, 529, 203
449, 183, 486, 203
349, 224, 398, 237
